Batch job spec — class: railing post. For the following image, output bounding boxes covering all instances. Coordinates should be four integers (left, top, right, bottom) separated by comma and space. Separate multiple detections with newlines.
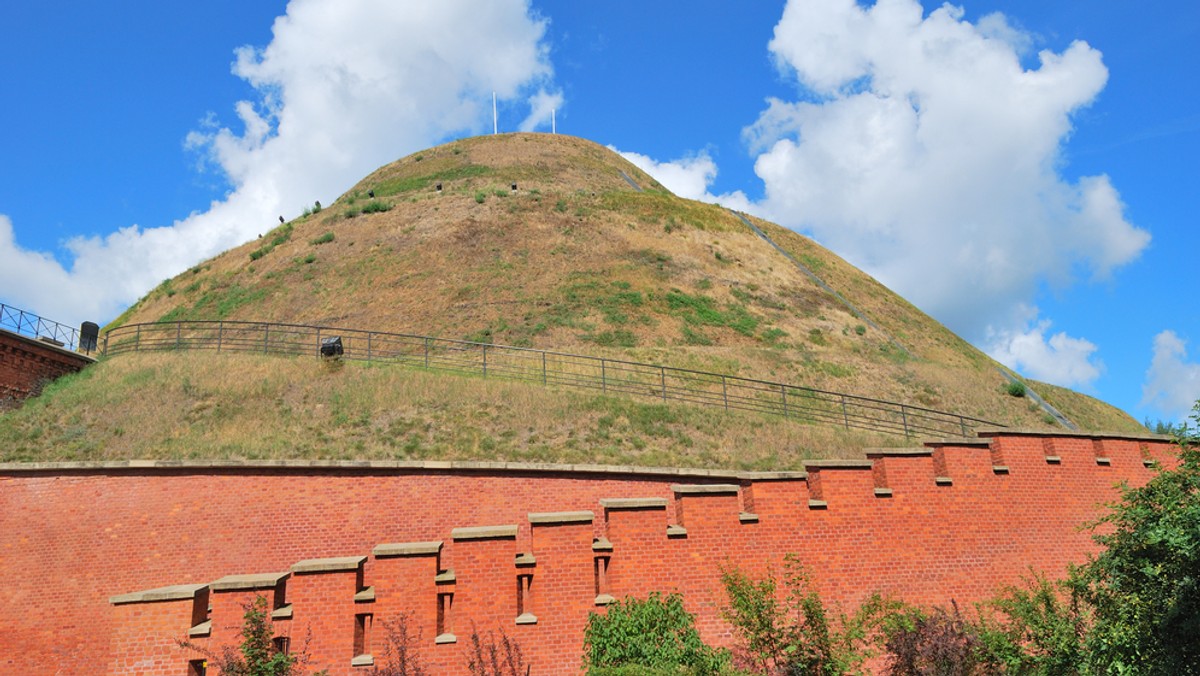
841, 395, 849, 429
135, 325, 141, 352
367, 333, 373, 362
781, 384, 788, 417
316, 328, 322, 358
175, 322, 181, 350
601, 359, 607, 393
482, 345, 488, 378
901, 405, 910, 437
960, 416, 967, 437
217, 322, 223, 352
102, 331, 109, 356
263, 324, 269, 354
424, 337, 430, 368
661, 367, 667, 401
722, 375, 728, 410
542, 351, 547, 385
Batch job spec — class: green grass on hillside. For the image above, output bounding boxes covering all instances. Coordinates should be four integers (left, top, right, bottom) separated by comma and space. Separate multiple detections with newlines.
0, 352, 899, 466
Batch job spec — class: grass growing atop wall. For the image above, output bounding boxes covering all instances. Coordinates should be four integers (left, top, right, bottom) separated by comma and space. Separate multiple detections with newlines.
0, 351, 898, 465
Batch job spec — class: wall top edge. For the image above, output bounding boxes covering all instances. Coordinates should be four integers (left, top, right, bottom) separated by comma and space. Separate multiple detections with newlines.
0, 327, 96, 363
804, 459, 874, 470
211, 572, 290, 592
110, 583, 207, 606
864, 447, 933, 457
921, 437, 990, 447
0, 458, 776, 479
291, 556, 366, 574
975, 428, 1171, 442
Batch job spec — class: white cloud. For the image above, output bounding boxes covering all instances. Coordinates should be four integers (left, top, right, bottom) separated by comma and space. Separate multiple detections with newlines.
519, 89, 563, 132
987, 316, 1103, 388
0, 0, 555, 327
745, 0, 1149, 344
1142, 330, 1200, 420
611, 147, 753, 212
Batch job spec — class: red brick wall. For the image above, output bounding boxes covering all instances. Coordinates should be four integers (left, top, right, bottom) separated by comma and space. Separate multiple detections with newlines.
0, 432, 1176, 675
0, 329, 92, 405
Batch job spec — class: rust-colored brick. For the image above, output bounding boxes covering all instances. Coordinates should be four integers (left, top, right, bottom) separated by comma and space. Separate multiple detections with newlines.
0, 431, 1177, 674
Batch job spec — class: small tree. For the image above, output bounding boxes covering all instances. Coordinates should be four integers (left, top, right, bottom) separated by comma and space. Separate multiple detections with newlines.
582, 592, 729, 675
181, 595, 301, 676
1070, 402, 1200, 675
722, 555, 898, 675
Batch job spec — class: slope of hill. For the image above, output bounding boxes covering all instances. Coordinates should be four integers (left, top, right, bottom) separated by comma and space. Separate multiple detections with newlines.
2, 133, 1141, 465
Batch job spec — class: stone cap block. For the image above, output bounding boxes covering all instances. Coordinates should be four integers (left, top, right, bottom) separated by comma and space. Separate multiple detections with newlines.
452, 525, 518, 540
110, 583, 208, 605
736, 471, 808, 481
291, 556, 366, 574
804, 459, 873, 470
975, 428, 1171, 442
922, 438, 990, 448
592, 537, 613, 552
671, 483, 739, 495
865, 447, 932, 457
373, 541, 443, 558
666, 524, 687, 537
599, 497, 667, 510
528, 511, 594, 525
211, 572, 289, 592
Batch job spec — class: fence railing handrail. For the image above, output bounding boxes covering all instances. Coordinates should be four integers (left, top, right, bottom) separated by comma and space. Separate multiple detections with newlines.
0, 302, 80, 350
102, 319, 1003, 438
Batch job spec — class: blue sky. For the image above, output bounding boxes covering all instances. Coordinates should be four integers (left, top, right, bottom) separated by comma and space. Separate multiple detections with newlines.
1, 0, 1197, 423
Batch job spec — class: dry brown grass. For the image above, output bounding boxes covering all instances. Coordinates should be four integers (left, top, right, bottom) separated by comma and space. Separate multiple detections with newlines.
102, 132, 1138, 438
0, 351, 903, 466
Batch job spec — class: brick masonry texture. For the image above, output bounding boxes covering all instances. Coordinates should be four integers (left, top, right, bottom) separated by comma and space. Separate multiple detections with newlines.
0, 329, 92, 406
0, 431, 1176, 675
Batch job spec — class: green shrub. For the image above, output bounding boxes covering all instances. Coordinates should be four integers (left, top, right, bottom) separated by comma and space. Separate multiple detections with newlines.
1071, 402, 1200, 674
722, 555, 898, 675
583, 593, 729, 675
1005, 381, 1027, 398
475, 192, 487, 204
854, 325, 867, 336
310, 232, 335, 245
360, 200, 392, 214
180, 595, 301, 675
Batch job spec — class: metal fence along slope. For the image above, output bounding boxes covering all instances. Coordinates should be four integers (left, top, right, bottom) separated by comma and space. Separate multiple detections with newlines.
103, 320, 1002, 438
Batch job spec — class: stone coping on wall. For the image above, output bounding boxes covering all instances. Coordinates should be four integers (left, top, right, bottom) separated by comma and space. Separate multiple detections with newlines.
804, 459, 875, 470
451, 525, 519, 540
975, 428, 1170, 442
921, 438, 991, 447
671, 483, 740, 495
291, 556, 366, 574
372, 541, 443, 558
0, 327, 97, 363
864, 447, 933, 457
528, 511, 594, 525
0, 459, 818, 479
211, 572, 290, 592
110, 583, 208, 605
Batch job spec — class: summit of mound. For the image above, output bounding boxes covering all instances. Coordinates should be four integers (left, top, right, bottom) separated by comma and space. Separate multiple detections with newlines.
97, 132, 1138, 439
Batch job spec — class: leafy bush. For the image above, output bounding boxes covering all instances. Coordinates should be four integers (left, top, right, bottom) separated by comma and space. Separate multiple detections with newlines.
181, 595, 302, 675
721, 556, 897, 675
1070, 402, 1200, 674
974, 574, 1086, 675
1005, 381, 1027, 398
475, 192, 487, 204
310, 232, 335, 245
360, 201, 392, 214
583, 592, 729, 675
884, 603, 994, 676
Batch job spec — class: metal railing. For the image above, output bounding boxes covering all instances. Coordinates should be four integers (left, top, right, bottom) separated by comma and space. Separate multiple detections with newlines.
103, 320, 1002, 439
0, 303, 80, 350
